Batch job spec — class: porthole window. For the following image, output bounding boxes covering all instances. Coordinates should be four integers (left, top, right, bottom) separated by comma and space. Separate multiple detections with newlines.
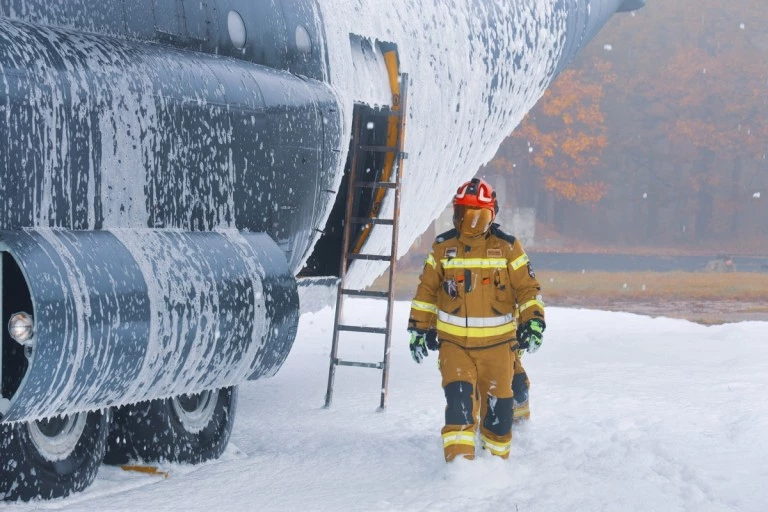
228, 10, 247, 49
295, 25, 312, 54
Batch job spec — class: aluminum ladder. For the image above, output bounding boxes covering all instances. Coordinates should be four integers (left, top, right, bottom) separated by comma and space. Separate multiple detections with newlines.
324, 74, 408, 410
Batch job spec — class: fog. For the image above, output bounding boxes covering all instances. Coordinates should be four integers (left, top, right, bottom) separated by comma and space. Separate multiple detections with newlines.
416, 0, 768, 259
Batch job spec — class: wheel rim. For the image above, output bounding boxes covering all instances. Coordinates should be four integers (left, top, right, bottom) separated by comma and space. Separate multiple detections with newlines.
171, 390, 217, 434
27, 413, 88, 461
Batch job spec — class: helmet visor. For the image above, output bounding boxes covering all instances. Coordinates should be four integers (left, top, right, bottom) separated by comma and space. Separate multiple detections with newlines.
454, 205, 493, 238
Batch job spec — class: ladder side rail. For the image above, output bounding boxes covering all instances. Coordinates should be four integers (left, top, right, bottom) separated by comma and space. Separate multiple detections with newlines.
324, 112, 364, 408
380, 75, 409, 410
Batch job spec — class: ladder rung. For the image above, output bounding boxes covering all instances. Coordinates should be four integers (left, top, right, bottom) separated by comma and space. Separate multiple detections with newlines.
346, 253, 391, 261
350, 217, 394, 226
341, 289, 390, 298
334, 359, 383, 369
337, 325, 388, 334
354, 181, 398, 190
359, 145, 398, 152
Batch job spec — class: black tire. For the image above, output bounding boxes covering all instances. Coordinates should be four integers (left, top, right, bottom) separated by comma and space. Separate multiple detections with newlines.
0, 410, 108, 502
104, 386, 237, 465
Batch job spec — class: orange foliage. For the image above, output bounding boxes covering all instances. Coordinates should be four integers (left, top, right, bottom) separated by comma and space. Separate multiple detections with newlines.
486, 1, 768, 248
508, 59, 614, 204
624, 2, 768, 163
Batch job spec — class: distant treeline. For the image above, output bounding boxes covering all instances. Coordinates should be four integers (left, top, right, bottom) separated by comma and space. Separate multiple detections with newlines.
487, 0, 768, 253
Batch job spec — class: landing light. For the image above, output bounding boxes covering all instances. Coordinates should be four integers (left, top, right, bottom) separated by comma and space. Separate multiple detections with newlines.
8, 312, 34, 345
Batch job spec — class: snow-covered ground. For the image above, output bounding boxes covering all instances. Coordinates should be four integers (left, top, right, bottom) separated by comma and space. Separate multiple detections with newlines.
7, 300, 768, 511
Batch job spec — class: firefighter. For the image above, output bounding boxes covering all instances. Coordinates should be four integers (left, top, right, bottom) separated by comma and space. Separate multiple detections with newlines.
407, 178, 545, 462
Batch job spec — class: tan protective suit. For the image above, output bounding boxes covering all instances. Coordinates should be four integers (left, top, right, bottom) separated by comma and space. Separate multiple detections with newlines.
409, 224, 544, 461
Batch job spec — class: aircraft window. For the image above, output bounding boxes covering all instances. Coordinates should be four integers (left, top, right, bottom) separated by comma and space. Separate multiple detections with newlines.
228, 10, 247, 49
295, 25, 312, 54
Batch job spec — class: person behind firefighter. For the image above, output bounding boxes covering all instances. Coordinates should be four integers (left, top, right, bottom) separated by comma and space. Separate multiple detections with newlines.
407, 177, 545, 462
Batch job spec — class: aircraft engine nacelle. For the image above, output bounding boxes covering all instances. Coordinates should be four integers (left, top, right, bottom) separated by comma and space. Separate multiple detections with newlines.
0, 229, 298, 424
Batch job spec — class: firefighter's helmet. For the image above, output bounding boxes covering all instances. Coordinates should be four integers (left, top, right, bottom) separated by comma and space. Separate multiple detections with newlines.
452, 178, 498, 238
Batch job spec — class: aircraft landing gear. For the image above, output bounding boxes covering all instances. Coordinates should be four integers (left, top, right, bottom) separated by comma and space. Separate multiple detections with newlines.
105, 387, 238, 465
0, 410, 108, 502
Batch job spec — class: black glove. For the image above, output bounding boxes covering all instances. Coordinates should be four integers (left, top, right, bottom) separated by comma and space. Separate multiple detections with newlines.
425, 328, 439, 351
408, 328, 439, 364
517, 319, 545, 354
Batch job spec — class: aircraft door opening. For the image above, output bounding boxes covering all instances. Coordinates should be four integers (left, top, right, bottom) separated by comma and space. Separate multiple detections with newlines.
300, 103, 392, 277
300, 39, 404, 279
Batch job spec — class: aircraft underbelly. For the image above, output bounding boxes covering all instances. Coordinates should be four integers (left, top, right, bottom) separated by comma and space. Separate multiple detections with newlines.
0, 18, 341, 272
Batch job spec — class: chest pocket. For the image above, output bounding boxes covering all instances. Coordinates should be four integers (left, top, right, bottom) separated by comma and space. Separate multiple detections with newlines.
493, 268, 512, 303
438, 271, 462, 310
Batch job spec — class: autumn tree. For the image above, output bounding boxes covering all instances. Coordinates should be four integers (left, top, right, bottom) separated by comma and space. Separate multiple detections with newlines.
488, 0, 768, 250
596, 1, 768, 246
489, 57, 614, 231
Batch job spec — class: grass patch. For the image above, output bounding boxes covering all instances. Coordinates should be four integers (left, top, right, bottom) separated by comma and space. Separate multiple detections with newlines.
377, 268, 768, 302
539, 271, 768, 302
373, 268, 768, 322
369, 265, 768, 323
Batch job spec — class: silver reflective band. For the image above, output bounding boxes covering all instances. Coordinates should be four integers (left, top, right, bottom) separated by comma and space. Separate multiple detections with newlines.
509, 253, 530, 270
411, 300, 438, 314
437, 310, 514, 328
480, 434, 511, 455
518, 298, 545, 313
442, 430, 475, 447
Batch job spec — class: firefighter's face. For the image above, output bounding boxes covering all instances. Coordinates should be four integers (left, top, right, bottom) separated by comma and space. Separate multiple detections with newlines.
454, 205, 493, 238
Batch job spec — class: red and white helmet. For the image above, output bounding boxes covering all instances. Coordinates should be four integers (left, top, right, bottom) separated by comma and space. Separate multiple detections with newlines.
452, 178, 498, 237
453, 178, 498, 216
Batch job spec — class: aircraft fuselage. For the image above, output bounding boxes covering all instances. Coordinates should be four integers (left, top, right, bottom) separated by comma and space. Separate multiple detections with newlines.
0, 0, 643, 502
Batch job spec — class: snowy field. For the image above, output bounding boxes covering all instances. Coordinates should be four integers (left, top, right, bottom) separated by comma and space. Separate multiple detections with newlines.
5, 299, 768, 512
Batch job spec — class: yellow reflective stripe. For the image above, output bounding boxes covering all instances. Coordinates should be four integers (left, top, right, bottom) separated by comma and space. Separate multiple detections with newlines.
437, 319, 516, 338
518, 298, 544, 313
411, 300, 437, 314
442, 430, 475, 448
513, 402, 530, 419
425, 254, 436, 268
509, 253, 530, 271
480, 434, 510, 456
441, 258, 507, 269
437, 310, 514, 328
